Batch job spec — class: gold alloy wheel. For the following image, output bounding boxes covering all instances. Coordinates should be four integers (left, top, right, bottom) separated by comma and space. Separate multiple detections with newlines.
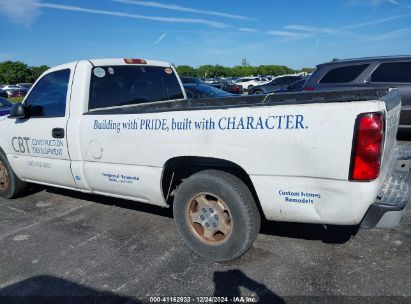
0, 160, 9, 191
186, 193, 232, 244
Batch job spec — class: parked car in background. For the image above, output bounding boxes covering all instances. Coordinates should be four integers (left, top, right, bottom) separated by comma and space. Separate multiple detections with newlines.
274, 78, 308, 93
183, 83, 234, 99
203, 77, 220, 84
180, 77, 203, 84
224, 77, 240, 83
206, 79, 243, 94
16, 83, 33, 89
6, 88, 28, 98
302, 56, 411, 133
248, 75, 305, 95
2, 85, 20, 91
0, 97, 12, 116
234, 77, 264, 91
0, 89, 8, 98
218, 81, 243, 94
181, 77, 243, 94
1, 85, 21, 97
197, 78, 242, 94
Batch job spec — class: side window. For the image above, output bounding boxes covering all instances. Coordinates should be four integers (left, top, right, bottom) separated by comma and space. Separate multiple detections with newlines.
371, 61, 411, 83
89, 66, 184, 110
25, 69, 70, 118
319, 64, 369, 84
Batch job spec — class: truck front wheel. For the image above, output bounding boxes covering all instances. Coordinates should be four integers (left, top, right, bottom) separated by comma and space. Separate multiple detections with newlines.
0, 152, 26, 199
173, 170, 260, 261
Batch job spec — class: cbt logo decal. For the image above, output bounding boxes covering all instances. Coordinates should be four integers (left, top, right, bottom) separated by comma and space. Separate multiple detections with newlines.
12, 137, 30, 154
11, 137, 64, 156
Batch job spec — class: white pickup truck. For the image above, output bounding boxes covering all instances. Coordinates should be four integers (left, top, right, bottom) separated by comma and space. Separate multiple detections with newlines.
0, 58, 409, 261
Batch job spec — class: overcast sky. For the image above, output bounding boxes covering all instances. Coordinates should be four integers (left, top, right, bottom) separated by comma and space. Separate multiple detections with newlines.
1, 0, 411, 68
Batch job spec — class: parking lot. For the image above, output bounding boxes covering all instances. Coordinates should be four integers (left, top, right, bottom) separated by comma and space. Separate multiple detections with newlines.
0, 143, 409, 303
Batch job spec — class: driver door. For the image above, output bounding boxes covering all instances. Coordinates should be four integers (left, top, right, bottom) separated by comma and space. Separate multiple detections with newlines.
7, 64, 77, 188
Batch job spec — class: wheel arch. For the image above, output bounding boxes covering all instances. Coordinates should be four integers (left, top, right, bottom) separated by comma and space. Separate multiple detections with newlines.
161, 156, 264, 218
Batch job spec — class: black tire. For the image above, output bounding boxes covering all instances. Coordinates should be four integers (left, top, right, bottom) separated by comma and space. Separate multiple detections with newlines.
0, 150, 26, 199
247, 85, 254, 91
173, 170, 261, 261
253, 89, 264, 95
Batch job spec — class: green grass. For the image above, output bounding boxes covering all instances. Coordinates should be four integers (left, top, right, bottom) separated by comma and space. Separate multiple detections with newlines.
7, 97, 24, 103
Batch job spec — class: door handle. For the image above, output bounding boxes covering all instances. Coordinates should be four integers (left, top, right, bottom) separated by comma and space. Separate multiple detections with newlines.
52, 128, 65, 139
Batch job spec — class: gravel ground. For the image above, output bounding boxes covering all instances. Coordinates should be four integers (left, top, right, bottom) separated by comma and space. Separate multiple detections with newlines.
0, 143, 410, 304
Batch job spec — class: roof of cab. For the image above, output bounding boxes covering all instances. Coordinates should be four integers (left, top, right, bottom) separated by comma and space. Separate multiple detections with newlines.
88, 58, 171, 67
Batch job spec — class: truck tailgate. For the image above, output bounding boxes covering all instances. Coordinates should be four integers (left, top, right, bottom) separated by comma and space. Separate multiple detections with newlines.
361, 89, 410, 228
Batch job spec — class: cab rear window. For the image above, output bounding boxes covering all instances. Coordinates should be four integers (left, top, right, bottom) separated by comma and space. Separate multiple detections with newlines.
89, 66, 184, 110
319, 64, 369, 84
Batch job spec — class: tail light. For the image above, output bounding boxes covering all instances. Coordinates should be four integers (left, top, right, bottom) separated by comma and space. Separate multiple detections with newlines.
304, 87, 314, 91
234, 86, 238, 91
350, 112, 384, 181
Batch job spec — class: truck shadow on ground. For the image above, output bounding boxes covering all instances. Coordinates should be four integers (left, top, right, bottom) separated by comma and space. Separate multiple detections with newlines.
0, 273, 283, 304
12, 183, 46, 199
214, 269, 285, 304
260, 220, 359, 244
45, 187, 358, 244
0, 275, 139, 304
45, 187, 174, 218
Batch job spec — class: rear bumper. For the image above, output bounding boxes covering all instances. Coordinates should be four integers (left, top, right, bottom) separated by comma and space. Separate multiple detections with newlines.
361, 145, 411, 228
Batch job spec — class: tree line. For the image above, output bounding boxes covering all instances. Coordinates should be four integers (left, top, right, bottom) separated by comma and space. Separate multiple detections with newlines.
175, 64, 314, 78
0, 60, 314, 84
0, 61, 49, 84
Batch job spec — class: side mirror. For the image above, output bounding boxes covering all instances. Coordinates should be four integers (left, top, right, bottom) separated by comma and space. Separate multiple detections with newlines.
8, 103, 26, 119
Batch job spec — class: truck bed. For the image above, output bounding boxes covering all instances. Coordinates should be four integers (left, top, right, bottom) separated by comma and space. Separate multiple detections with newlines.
86, 88, 392, 115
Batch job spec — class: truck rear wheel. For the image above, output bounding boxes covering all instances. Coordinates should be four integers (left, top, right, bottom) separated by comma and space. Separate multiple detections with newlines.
173, 170, 260, 261
0, 152, 26, 199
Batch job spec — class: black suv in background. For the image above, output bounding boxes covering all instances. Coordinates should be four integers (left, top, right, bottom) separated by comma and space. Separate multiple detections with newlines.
303, 56, 411, 134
